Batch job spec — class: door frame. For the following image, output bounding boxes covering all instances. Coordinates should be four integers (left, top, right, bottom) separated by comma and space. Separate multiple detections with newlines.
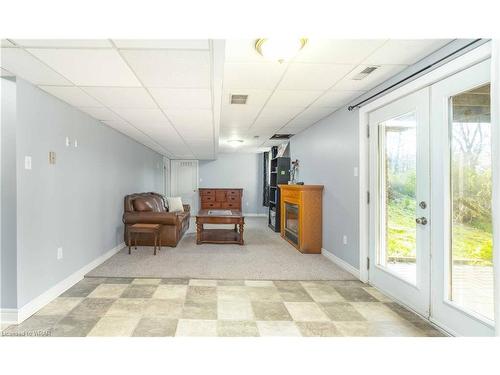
170, 159, 199, 212
359, 41, 492, 285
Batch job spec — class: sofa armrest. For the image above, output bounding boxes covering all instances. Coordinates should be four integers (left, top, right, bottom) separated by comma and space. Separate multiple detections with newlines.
123, 212, 178, 225
183, 204, 191, 213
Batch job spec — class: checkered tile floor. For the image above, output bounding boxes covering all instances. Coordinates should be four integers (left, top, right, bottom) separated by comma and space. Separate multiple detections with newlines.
1, 277, 444, 337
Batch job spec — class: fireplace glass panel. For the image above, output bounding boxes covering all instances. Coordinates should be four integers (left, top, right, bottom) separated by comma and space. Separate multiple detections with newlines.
285, 202, 299, 246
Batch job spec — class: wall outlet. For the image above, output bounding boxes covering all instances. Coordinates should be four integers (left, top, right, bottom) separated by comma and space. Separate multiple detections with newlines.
342, 235, 348, 245
57, 247, 63, 260
353, 167, 358, 177
24, 156, 32, 170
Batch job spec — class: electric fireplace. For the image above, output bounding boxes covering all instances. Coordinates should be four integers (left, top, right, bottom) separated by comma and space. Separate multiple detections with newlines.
284, 202, 299, 246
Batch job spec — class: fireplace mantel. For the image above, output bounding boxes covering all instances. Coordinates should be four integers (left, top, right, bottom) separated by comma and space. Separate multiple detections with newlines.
278, 184, 324, 254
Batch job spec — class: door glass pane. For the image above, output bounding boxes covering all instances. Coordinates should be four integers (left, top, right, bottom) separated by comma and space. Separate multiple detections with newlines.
379, 112, 417, 284
449, 83, 493, 321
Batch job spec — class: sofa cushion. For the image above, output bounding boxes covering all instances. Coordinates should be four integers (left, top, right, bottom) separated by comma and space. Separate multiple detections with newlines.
166, 197, 184, 212
133, 198, 154, 212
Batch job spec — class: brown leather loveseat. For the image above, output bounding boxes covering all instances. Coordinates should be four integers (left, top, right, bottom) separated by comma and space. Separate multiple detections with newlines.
123, 192, 190, 247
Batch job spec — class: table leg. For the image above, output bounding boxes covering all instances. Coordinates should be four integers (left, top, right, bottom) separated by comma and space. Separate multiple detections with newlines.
134, 233, 137, 250
239, 222, 244, 245
234, 224, 237, 232
158, 231, 161, 253
196, 222, 203, 244
128, 229, 131, 254
154, 233, 157, 255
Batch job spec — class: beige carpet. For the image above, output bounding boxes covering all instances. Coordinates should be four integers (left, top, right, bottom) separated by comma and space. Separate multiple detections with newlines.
86, 217, 357, 280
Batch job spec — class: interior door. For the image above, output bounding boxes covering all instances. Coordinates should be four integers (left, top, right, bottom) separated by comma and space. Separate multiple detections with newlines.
430, 59, 495, 336
368, 87, 431, 317
170, 160, 199, 213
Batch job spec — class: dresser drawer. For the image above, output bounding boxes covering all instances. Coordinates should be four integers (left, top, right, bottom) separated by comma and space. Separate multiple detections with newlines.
227, 195, 239, 203
202, 202, 221, 209
201, 195, 215, 203
200, 189, 215, 196
222, 202, 239, 209
227, 189, 240, 196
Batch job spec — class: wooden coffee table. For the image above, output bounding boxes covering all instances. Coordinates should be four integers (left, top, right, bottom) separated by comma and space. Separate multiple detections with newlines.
196, 209, 245, 245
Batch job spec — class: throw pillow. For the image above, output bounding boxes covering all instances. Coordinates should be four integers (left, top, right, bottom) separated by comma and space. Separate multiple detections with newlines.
166, 197, 184, 212
133, 198, 153, 212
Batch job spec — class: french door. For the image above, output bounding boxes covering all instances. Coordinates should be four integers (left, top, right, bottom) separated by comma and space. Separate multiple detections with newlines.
368, 59, 495, 336
430, 59, 494, 336
368, 88, 431, 317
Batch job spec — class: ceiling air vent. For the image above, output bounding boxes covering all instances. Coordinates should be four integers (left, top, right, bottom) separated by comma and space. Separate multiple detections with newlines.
230, 94, 248, 104
270, 134, 293, 140
352, 66, 379, 80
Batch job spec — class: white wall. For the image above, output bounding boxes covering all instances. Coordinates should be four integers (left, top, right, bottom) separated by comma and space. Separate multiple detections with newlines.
1, 78, 18, 309
13, 78, 163, 308
199, 153, 266, 214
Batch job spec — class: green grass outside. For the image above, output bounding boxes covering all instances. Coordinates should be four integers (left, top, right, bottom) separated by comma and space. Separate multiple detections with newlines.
387, 199, 493, 265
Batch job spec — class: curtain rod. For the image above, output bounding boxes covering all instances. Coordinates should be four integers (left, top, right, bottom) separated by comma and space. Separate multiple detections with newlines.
347, 39, 483, 111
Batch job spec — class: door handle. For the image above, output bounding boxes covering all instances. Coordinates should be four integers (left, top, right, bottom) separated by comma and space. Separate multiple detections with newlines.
415, 217, 428, 225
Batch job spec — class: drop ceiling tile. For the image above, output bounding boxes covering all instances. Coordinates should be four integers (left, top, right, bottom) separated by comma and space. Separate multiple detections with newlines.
165, 109, 213, 128
82, 87, 157, 108
279, 126, 308, 135
114, 39, 209, 49
266, 90, 322, 107
27, 48, 141, 86
112, 108, 170, 126
39, 86, 103, 107
149, 88, 211, 109
295, 39, 387, 64
258, 106, 304, 121
286, 106, 338, 127
220, 106, 260, 128
333, 64, 407, 91
0, 48, 72, 85
79, 107, 124, 122
14, 39, 113, 48
363, 39, 451, 65
279, 63, 354, 90
1, 40, 15, 47
314, 90, 366, 107
223, 62, 286, 89
121, 50, 210, 88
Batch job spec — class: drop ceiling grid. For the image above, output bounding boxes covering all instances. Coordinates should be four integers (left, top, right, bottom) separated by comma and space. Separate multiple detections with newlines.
108, 39, 201, 159
2, 39, 175, 157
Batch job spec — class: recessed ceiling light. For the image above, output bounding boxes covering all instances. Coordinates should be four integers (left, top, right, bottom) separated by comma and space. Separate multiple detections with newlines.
255, 38, 308, 63
227, 139, 244, 147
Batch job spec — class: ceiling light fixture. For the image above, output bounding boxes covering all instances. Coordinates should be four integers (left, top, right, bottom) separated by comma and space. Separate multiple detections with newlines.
227, 139, 244, 147
255, 38, 308, 63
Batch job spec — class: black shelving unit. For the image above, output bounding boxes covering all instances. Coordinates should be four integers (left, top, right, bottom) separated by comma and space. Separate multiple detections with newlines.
268, 146, 290, 232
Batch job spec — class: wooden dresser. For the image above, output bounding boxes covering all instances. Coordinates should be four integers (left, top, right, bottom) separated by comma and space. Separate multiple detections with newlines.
199, 188, 243, 210
278, 184, 323, 254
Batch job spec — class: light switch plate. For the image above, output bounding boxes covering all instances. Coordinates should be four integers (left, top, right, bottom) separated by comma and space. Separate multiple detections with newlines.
24, 156, 32, 170
343, 235, 348, 245
57, 247, 63, 260
74, 139, 78, 148
65, 136, 70, 147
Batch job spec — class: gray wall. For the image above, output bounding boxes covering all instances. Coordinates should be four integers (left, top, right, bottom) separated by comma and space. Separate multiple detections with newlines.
199, 153, 266, 214
1, 77, 18, 309
14, 79, 163, 307
290, 39, 482, 270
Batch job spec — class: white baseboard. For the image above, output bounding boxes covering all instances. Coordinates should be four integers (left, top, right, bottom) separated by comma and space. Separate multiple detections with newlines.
1, 242, 124, 325
246, 213, 268, 217
321, 248, 360, 279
